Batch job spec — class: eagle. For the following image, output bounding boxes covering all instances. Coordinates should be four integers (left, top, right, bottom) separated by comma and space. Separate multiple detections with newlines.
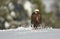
31, 9, 42, 29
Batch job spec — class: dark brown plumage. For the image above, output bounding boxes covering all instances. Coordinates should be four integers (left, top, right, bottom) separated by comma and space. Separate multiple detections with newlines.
31, 11, 42, 29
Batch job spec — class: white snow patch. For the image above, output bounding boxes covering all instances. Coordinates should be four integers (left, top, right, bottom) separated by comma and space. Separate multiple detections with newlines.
23, 1, 32, 17
0, 26, 57, 32
4, 21, 10, 29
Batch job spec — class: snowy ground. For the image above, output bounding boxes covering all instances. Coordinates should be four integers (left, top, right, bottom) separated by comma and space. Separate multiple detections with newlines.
0, 27, 60, 39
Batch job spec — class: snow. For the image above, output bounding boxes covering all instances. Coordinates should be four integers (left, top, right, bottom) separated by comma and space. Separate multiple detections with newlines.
4, 21, 10, 29
0, 27, 60, 39
23, 1, 32, 17
8, 2, 15, 10
10, 11, 16, 18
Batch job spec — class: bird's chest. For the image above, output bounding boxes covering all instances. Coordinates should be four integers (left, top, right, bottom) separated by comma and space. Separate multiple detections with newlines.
33, 14, 40, 21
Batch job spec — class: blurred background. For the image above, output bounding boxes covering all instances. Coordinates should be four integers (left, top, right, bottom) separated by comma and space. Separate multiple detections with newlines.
0, 0, 60, 29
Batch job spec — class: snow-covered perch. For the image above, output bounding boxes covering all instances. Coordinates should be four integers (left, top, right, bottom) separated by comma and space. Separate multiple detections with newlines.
0, 27, 60, 39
